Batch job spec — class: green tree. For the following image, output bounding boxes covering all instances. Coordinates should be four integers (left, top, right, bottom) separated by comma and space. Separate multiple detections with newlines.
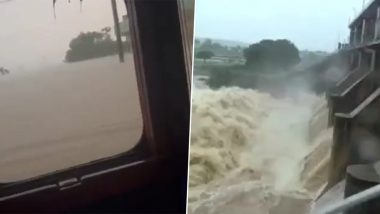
196, 50, 215, 63
65, 29, 117, 62
244, 39, 300, 72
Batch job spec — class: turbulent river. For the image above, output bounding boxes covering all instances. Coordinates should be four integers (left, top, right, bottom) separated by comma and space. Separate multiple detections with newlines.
189, 76, 334, 214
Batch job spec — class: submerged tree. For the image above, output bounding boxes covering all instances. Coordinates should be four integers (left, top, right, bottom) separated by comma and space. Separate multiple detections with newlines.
65, 27, 118, 62
64, 26, 131, 62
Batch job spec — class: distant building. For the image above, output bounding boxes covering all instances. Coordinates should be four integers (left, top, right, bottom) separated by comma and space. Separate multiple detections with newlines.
327, 0, 380, 186
345, 0, 380, 71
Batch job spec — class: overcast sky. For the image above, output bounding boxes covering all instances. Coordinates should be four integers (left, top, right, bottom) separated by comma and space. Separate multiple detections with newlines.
0, 0, 126, 72
195, 0, 366, 51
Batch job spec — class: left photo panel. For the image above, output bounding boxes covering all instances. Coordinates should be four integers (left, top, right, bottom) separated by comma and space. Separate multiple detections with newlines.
0, 0, 194, 213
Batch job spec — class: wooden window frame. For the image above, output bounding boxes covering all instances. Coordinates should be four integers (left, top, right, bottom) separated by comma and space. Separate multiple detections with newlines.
177, 0, 195, 93
0, 0, 190, 212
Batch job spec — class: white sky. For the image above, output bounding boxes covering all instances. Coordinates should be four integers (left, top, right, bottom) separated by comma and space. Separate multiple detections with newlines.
195, 0, 366, 51
1, 0, 367, 71
0, 0, 126, 71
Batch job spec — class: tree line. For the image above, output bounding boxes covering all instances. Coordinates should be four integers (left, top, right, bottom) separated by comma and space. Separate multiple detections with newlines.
195, 38, 302, 89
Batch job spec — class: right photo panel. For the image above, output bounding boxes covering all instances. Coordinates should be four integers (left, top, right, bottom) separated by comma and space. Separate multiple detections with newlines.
189, 0, 379, 213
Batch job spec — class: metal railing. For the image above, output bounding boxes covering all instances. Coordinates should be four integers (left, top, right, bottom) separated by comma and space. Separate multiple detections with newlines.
319, 184, 380, 214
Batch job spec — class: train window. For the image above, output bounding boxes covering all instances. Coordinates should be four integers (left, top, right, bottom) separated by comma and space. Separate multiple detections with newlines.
0, 0, 142, 183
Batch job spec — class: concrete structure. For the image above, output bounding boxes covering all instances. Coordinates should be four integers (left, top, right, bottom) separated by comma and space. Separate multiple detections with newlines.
327, 0, 380, 196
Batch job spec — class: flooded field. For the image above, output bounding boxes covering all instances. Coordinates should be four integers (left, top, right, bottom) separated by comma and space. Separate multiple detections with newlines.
0, 55, 142, 182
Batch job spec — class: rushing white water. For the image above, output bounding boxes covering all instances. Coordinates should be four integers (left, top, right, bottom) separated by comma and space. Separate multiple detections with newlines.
189, 82, 333, 214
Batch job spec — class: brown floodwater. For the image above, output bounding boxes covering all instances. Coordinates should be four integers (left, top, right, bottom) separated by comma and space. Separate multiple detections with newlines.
0, 54, 142, 182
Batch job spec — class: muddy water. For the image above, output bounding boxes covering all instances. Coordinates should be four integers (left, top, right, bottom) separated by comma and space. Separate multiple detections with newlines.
0, 55, 142, 182
189, 83, 332, 214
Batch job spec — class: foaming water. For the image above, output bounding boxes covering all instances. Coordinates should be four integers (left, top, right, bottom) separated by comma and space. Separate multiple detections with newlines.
252, 96, 313, 192
189, 85, 333, 214
190, 88, 273, 187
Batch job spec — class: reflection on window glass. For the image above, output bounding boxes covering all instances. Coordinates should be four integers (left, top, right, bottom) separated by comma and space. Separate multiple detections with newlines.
178, 0, 194, 87
0, 0, 142, 182
182, 0, 194, 51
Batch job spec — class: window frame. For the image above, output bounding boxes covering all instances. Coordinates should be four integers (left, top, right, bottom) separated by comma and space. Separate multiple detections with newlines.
0, 0, 190, 212
177, 0, 195, 93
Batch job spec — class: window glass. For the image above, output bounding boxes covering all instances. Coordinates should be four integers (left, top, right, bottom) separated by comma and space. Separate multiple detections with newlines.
0, 0, 142, 182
